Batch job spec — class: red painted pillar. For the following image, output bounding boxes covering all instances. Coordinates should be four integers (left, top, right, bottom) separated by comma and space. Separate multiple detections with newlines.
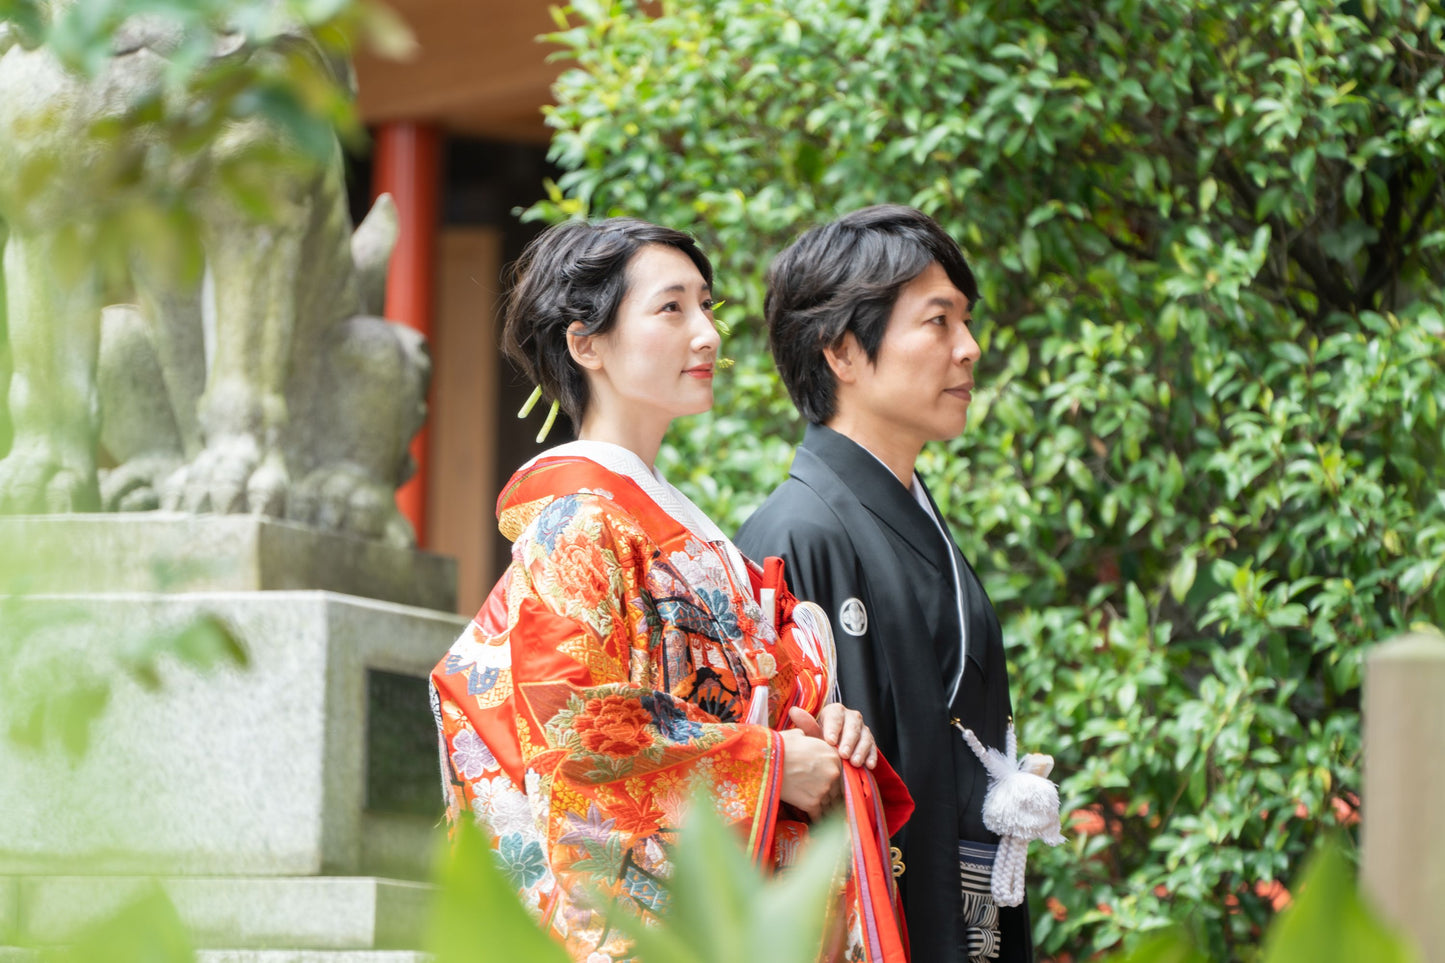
372, 122, 442, 547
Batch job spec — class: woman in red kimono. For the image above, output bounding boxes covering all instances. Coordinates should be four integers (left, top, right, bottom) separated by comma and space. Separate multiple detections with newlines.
430, 218, 910, 962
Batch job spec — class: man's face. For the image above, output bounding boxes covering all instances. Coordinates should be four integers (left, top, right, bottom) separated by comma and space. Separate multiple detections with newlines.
848, 261, 980, 449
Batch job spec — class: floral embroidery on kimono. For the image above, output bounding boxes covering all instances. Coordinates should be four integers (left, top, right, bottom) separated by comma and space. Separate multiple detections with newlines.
431, 448, 908, 962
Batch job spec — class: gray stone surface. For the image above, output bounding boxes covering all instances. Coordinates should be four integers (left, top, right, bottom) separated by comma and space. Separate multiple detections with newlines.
18, 877, 430, 949
0, 514, 457, 611
0, 592, 464, 879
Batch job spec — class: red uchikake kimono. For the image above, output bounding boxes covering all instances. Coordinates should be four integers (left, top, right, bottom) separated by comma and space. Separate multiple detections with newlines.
430, 445, 912, 962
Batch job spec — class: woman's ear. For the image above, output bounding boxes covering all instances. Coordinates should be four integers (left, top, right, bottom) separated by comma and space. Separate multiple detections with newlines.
822, 332, 862, 385
566, 321, 602, 371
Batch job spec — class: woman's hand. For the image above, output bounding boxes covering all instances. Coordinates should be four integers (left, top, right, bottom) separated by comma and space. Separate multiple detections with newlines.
779, 716, 843, 820
813, 703, 879, 770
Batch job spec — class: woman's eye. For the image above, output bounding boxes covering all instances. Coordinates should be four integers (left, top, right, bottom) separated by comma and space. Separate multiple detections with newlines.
701, 298, 716, 311
660, 301, 680, 313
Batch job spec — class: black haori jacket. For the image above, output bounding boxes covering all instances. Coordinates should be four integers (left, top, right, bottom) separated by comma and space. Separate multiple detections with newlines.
737, 424, 1033, 963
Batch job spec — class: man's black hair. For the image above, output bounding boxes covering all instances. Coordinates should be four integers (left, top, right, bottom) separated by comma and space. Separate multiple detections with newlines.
765, 204, 977, 424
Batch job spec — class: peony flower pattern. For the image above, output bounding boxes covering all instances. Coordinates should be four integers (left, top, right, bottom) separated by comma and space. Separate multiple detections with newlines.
574, 694, 655, 757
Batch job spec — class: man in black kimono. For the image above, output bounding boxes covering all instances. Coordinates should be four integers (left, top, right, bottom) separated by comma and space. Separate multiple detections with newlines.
736, 205, 1034, 963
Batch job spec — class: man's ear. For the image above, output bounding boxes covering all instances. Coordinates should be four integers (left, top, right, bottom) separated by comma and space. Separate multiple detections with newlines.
822, 332, 863, 385
566, 321, 602, 371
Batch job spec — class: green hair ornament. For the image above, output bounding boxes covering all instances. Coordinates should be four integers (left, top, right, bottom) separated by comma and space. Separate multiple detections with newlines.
712, 300, 735, 369
517, 385, 561, 443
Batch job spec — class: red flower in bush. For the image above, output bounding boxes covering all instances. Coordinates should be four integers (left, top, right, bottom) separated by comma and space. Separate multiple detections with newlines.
575, 695, 654, 756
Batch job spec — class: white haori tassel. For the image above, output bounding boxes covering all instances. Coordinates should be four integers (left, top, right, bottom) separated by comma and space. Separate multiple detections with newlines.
955, 721, 1066, 907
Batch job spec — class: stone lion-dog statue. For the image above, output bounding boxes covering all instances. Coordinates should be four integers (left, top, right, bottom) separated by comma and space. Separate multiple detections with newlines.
0, 8, 428, 546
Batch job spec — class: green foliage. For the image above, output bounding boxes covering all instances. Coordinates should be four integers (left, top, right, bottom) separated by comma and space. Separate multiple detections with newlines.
533, 0, 1445, 957
12, 815, 1407, 963
1258, 840, 1418, 963
428, 815, 572, 963
608, 797, 847, 963
1097, 838, 1420, 963
430, 795, 847, 963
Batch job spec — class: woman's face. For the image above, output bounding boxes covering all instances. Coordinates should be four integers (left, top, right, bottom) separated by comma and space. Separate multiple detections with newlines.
577, 244, 720, 435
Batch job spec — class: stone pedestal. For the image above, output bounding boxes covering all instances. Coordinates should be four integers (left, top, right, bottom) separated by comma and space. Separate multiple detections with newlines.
0, 592, 462, 878
1362, 633, 1445, 963
0, 516, 468, 956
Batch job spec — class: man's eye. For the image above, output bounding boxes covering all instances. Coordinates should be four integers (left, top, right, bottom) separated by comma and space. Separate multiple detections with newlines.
928, 315, 947, 325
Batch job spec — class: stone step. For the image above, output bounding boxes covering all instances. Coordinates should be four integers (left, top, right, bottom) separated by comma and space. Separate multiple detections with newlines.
12, 877, 432, 950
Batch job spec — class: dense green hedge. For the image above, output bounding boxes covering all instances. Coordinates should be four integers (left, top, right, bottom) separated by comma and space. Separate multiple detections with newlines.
532, 1, 1445, 957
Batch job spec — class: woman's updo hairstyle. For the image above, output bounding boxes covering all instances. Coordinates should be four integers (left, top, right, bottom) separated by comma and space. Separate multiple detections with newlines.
501, 217, 714, 425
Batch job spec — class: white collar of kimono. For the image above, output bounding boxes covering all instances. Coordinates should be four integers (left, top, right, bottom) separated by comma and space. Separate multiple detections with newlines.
525, 440, 751, 585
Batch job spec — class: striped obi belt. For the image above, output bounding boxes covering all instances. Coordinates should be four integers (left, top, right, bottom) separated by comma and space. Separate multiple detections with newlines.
958, 840, 1001, 962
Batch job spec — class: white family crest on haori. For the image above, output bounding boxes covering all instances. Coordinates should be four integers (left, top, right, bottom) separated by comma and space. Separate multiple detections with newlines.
839, 597, 868, 636
956, 721, 1065, 907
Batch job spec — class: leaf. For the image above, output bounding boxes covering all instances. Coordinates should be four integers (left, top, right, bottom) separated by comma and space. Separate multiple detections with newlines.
0, 0, 45, 46
1261, 840, 1419, 963
1344, 170, 1363, 210
1095, 928, 1209, 963
427, 818, 571, 963
48, 883, 196, 963
163, 614, 250, 673
357, 0, 419, 61
1170, 552, 1199, 603
611, 789, 847, 963
1020, 227, 1041, 277
1199, 176, 1218, 213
